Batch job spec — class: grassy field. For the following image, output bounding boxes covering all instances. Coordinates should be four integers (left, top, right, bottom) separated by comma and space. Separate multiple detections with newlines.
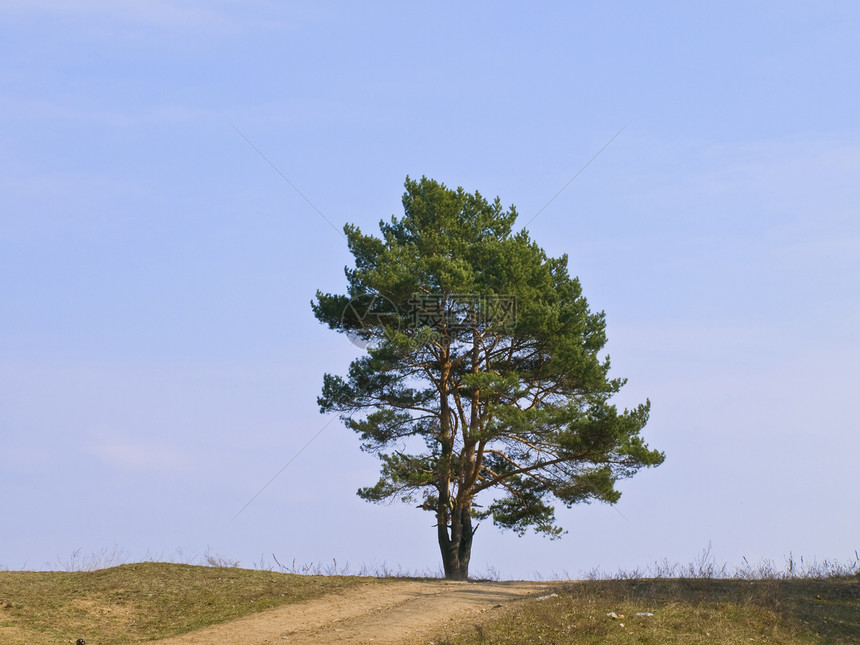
1, 558, 857, 644
0, 561, 379, 644
435, 575, 860, 644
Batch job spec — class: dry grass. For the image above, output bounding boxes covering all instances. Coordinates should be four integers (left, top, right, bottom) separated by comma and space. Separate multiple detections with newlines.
433, 574, 860, 644
0, 561, 377, 644
2, 549, 858, 644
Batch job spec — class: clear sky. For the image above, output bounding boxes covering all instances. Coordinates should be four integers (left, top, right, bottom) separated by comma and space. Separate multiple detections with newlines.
1, 1, 858, 578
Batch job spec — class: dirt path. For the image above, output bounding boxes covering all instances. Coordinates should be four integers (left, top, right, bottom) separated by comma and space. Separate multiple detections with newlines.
151, 579, 558, 645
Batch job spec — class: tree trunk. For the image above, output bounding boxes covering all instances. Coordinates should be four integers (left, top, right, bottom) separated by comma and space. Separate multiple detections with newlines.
438, 502, 473, 580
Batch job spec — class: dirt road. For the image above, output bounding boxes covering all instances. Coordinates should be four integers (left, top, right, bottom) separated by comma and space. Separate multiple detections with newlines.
151, 579, 556, 645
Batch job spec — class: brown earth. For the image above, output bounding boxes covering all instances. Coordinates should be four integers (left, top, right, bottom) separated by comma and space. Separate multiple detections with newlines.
150, 579, 558, 645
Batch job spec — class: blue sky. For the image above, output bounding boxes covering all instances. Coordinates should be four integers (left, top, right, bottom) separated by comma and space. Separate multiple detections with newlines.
1, 1, 858, 577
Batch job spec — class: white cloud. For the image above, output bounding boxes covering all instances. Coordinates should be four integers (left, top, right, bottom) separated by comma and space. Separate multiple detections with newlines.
0, 442, 55, 470
2, 0, 233, 29
88, 435, 186, 472
0, 97, 219, 127
0, 0, 304, 34
611, 134, 860, 242
0, 164, 149, 241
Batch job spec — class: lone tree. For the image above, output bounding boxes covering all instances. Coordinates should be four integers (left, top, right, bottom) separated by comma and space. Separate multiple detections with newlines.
312, 177, 664, 580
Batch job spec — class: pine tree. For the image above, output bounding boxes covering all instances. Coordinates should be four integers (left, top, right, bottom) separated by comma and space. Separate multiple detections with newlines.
312, 176, 664, 580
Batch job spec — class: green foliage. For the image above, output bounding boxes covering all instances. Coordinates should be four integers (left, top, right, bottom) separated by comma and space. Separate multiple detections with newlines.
313, 176, 664, 550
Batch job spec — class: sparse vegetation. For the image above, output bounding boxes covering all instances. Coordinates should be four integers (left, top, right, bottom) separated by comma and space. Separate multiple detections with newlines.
433, 550, 860, 645
433, 575, 860, 644
1, 549, 857, 644
0, 561, 377, 644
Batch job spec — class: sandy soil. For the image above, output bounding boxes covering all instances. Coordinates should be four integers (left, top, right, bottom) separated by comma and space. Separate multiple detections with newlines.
150, 579, 557, 645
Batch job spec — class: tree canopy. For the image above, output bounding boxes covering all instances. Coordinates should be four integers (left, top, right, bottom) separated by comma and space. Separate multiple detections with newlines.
312, 176, 664, 579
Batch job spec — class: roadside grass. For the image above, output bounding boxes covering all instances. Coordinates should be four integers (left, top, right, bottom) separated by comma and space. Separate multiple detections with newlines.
434, 576, 860, 644
0, 561, 380, 644
2, 548, 857, 644
433, 555, 860, 645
